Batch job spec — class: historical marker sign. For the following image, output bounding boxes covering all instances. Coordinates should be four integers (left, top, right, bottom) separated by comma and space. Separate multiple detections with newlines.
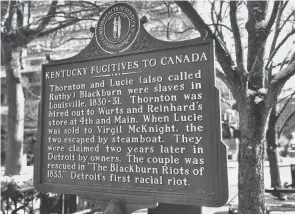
35, 3, 228, 208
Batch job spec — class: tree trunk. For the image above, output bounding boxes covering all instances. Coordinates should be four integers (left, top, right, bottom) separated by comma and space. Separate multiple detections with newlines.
266, 107, 282, 189
2, 40, 25, 176
238, 103, 268, 214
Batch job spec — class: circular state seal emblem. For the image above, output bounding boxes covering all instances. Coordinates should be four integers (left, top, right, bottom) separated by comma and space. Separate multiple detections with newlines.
96, 3, 140, 54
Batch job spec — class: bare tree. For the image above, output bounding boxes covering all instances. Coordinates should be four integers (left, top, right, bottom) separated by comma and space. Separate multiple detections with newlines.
174, 1, 295, 213
1, 0, 105, 175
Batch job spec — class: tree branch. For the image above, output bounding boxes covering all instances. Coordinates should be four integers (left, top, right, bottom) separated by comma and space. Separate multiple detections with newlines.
33, 1, 58, 35
273, 52, 295, 83
208, 23, 232, 32
164, 1, 171, 40
45, 37, 91, 50
16, 7, 24, 30
265, 1, 281, 35
24, 88, 41, 99
266, 29, 295, 70
216, 67, 233, 91
266, 54, 295, 107
3, 1, 17, 33
266, 1, 286, 71
280, 10, 295, 32
210, 1, 217, 33
168, 27, 197, 34
229, 1, 245, 74
169, 24, 232, 35
26, 1, 31, 29
276, 90, 295, 121
63, 1, 106, 9
278, 109, 295, 137
175, 1, 238, 89
246, 1, 268, 90
209, 1, 230, 53
221, 98, 235, 109
36, 18, 81, 38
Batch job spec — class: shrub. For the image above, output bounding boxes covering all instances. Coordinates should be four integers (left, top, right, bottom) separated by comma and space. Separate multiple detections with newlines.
1, 175, 37, 214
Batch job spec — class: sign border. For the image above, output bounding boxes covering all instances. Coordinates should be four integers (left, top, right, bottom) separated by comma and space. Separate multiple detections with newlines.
34, 3, 228, 208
